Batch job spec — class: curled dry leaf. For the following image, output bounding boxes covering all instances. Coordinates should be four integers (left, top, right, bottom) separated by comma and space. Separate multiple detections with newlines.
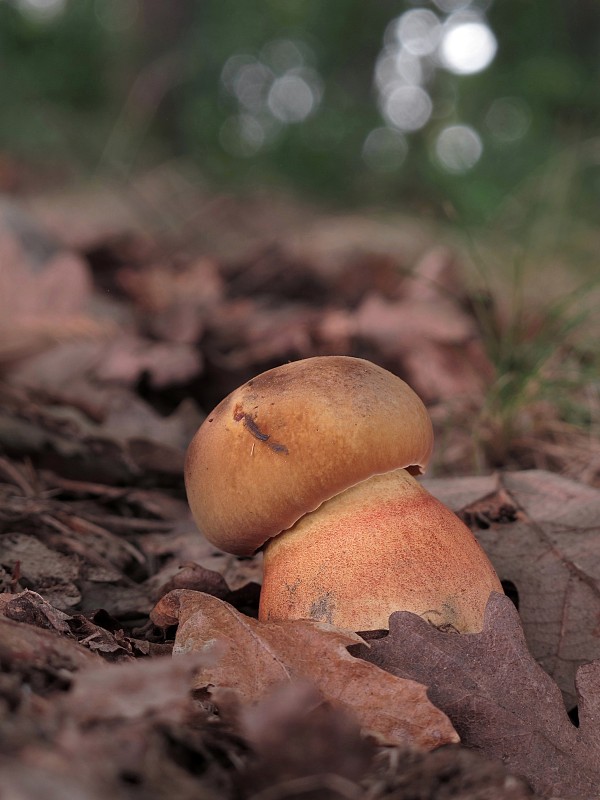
426, 469, 600, 709
143, 519, 265, 599
150, 589, 459, 751
0, 590, 166, 662
1, 589, 72, 634
351, 593, 600, 800
156, 562, 230, 601
95, 335, 202, 389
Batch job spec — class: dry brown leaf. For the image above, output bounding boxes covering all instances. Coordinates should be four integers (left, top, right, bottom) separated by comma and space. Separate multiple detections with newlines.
63, 652, 208, 725
0, 614, 101, 692
95, 335, 202, 389
426, 469, 600, 710
205, 299, 317, 371
349, 293, 492, 402
150, 589, 458, 751
117, 257, 224, 344
156, 562, 230, 600
0, 534, 82, 610
0, 382, 197, 484
0, 220, 113, 367
0, 459, 162, 620
234, 682, 532, 800
404, 246, 464, 303
9, 334, 202, 395
1, 589, 72, 633
0, 643, 242, 800
142, 518, 264, 594
1, 589, 167, 662
235, 680, 377, 796
351, 593, 600, 800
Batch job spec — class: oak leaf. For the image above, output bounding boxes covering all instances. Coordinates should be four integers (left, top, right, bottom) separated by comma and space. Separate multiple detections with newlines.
150, 589, 459, 751
426, 469, 600, 709
352, 593, 600, 799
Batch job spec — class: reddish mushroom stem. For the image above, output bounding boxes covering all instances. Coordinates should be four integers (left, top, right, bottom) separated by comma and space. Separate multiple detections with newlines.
260, 468, 502, 632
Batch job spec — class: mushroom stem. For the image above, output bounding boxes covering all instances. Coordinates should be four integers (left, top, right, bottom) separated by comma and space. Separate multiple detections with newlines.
259, 468, 502, 633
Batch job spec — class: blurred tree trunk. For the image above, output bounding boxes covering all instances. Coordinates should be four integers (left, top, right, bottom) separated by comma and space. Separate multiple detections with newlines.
127, 0, 196, 151
139, 0, 196, 53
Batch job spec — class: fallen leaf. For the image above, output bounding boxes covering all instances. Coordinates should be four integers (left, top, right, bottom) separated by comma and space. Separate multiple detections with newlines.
1, 588, 72, 633
0, 534, 82, 610
95, 335, 202, 389
0, 209, 113, 368
150, 589, 459, 751
63, 652, 207, 724
142, 518, 265, 593
0, 382, 197, 484
235, 681, 532, 798
156, 562, 231, 601
205, 298, 317, 371
0, 644, 243, 800
0, 458, 170, 621
367, 745, 533, 800
117, 257, 224, 344
338, 292, 493, 403
152, 561, 261, 619
0, 614, 101, 694
403, 246, 464, 303
426, 469, 600, 709
351, 593, 600, 799
235, 680, 376, 795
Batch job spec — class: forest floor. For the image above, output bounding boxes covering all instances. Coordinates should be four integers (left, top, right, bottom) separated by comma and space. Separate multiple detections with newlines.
1, 165, 599, 799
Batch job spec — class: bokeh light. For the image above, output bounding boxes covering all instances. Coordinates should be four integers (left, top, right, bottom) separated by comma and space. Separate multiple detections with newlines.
260, 38, 308, 73
233, 61, 274, 113
362, 127, 408, 172
375, 47, 424, 91
485, 97, 532, 142
394, 9, 442, 57
432, 0, 473, 13
373, 5, 498, 176
439, 18, 497, 75
219, 114, 266, 158
16, 0, 66, 21
435, 124, 483, 172
267, 69, 322, 123
219, 39, 323, 155
382, 85, 433, 132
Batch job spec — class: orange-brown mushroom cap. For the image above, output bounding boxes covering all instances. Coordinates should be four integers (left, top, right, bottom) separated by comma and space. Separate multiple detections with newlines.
184, 356, 433, 555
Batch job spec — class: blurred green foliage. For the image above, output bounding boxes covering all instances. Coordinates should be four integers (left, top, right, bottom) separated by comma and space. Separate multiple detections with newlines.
1, 0, 599, 227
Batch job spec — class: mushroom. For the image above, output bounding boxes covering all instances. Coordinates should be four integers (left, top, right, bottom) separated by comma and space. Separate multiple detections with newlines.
185, 356, 502, 632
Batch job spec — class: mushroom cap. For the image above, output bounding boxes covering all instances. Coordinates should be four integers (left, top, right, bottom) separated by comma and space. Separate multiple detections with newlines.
185, 356, 433, 555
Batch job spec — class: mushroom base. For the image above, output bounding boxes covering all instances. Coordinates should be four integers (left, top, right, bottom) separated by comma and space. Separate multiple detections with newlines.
259, 468, 502, 632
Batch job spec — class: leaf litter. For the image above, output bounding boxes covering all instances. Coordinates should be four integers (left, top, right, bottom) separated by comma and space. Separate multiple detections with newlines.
425, 470, 600, 711
150, 589, 459, 751
351, 593, 600, 800
0, 192, 599, 797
